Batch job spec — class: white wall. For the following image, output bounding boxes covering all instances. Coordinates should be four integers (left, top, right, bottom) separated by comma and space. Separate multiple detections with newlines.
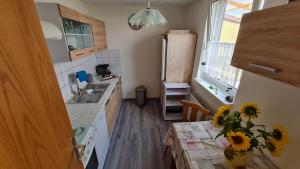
233, 1, 300, 168
233, 72, 300, 169
34, 0, 90, 15
87, 5, 187, 98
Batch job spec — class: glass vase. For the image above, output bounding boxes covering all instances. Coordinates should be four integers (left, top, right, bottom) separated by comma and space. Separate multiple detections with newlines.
224, 146, 254, 168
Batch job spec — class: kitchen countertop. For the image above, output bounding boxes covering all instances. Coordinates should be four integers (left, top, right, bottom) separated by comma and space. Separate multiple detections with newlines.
66, 77, 120, 128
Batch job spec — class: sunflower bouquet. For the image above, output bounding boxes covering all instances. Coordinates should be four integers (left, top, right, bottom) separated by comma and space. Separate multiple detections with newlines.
213, 103, 289, 167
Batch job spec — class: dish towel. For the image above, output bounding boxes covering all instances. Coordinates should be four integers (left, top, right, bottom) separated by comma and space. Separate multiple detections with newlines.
76, 70, 88, 82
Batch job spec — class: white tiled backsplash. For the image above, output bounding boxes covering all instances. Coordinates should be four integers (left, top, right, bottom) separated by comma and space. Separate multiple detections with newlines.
95, 49, 121, 75
53, 49, 121, 102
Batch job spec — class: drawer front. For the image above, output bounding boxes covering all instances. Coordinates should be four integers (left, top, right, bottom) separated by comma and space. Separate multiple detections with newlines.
69, 49, 88, 60
231, 2, 300, 87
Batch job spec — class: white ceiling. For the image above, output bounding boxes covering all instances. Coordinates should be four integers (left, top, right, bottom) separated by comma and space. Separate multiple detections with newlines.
84, 0, 197, 6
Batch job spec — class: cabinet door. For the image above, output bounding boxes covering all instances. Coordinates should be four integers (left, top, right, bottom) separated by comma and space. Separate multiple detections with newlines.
231, 2, 300, 88
105, 95, 114, 136
95, 113, 110, 169
104, 82, 122, 137
110, 84, 120, 131
92, 19, 107, 51
166, 33, 197, 83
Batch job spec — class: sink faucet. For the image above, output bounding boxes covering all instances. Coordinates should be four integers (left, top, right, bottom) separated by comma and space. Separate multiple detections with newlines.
69, 73, 83, 97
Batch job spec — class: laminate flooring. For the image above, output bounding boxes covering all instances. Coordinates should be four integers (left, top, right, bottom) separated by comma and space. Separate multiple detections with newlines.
103, 99, 174, 169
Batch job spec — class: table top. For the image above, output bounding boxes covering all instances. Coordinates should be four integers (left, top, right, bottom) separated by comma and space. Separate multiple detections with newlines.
164, 121, 279, 169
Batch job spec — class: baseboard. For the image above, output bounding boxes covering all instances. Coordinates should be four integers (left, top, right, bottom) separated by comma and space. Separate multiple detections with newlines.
122, 97, 160, 101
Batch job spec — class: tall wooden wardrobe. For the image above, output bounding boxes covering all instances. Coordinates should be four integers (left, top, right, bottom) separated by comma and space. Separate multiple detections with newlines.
161, 30, 197, 120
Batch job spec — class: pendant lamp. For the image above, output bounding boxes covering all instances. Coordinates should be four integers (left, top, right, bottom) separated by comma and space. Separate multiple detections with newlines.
129, 0, 168, 28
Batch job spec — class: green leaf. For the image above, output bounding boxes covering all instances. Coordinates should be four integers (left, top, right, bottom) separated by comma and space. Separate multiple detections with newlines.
247, 121, 254, 128
250, 138, 259, 148
257, 129, 266, 134
215, 132, 224, 139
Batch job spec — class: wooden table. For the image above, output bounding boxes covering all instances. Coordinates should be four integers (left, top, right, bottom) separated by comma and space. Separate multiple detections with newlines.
164, 121, 280, 169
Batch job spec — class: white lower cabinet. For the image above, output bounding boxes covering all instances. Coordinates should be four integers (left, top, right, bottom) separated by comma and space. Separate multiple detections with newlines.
94, 111, 110, 169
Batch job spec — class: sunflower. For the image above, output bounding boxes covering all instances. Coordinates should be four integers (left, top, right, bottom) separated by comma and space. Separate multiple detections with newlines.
227, 131, 251, 151
240, 102, 260, 119
213, 105, 231, 127
272, 124, 290, 145
266, 139, 283, 157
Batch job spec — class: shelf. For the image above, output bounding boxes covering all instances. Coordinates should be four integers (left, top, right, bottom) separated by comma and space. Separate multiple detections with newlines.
164, 113, 182, 121
162, 81, 191, 121
166, 100, 182, 107
165, 91, 190, 96
65, 33, 92, 36
164, 82, 191, 89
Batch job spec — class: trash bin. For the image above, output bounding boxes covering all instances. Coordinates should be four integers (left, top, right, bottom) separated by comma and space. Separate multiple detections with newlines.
136, 85, 146, 107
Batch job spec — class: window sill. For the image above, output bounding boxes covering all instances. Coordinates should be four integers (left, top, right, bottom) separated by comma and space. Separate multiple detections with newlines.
193, 78, 233, 105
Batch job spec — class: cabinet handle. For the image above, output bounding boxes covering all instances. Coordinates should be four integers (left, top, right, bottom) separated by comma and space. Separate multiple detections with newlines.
76, 52, 85, 56
112, 88, 116, 94
248, 63, 279, 73
105, 98, 111, 106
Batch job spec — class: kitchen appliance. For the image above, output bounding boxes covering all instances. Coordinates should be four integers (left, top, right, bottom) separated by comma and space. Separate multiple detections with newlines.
80, 127, 98, 169
77, 111, 110, 169
96, 64, 115, 81
96, 64, 111, 78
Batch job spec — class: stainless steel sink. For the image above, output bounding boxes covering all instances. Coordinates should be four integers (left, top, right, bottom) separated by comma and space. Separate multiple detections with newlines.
67, 83, 109, 104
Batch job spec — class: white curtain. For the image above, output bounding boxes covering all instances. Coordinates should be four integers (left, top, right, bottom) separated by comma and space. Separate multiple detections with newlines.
207, 0, 227, 42
200, 0, 227, 68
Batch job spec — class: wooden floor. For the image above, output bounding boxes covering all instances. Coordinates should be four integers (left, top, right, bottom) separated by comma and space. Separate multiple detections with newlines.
103, 99, 174, 169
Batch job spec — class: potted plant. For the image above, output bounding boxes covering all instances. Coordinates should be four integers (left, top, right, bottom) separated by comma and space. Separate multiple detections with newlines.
213, 103, 289, 168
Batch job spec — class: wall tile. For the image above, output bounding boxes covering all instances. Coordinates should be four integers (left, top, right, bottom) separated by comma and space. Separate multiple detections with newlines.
52, 50, 122, 102
95, 49, 122, 76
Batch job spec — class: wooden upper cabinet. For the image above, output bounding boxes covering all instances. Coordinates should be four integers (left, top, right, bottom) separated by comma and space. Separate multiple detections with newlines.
79, 14, 93, 24
56, 4, 107, 60
231, 2, 300, 87
92, 19, 107, 51
58, 4, 79, 21
58, 5, 92, 24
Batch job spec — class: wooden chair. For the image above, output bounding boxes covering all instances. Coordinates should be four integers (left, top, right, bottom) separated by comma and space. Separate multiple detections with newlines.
180, 100, 211, 122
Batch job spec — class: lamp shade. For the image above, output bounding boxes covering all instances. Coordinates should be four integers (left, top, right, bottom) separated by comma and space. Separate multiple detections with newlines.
129, 8, 167, 28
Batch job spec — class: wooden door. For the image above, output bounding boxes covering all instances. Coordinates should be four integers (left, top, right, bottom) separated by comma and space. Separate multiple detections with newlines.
0, 1, 84, 169
166, 33, 197, 83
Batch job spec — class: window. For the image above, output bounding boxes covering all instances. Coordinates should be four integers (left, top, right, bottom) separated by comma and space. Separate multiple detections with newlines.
198, 0, 254, 91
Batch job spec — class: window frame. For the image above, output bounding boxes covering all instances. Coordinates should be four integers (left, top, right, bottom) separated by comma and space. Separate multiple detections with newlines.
197, 0, 257, 98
